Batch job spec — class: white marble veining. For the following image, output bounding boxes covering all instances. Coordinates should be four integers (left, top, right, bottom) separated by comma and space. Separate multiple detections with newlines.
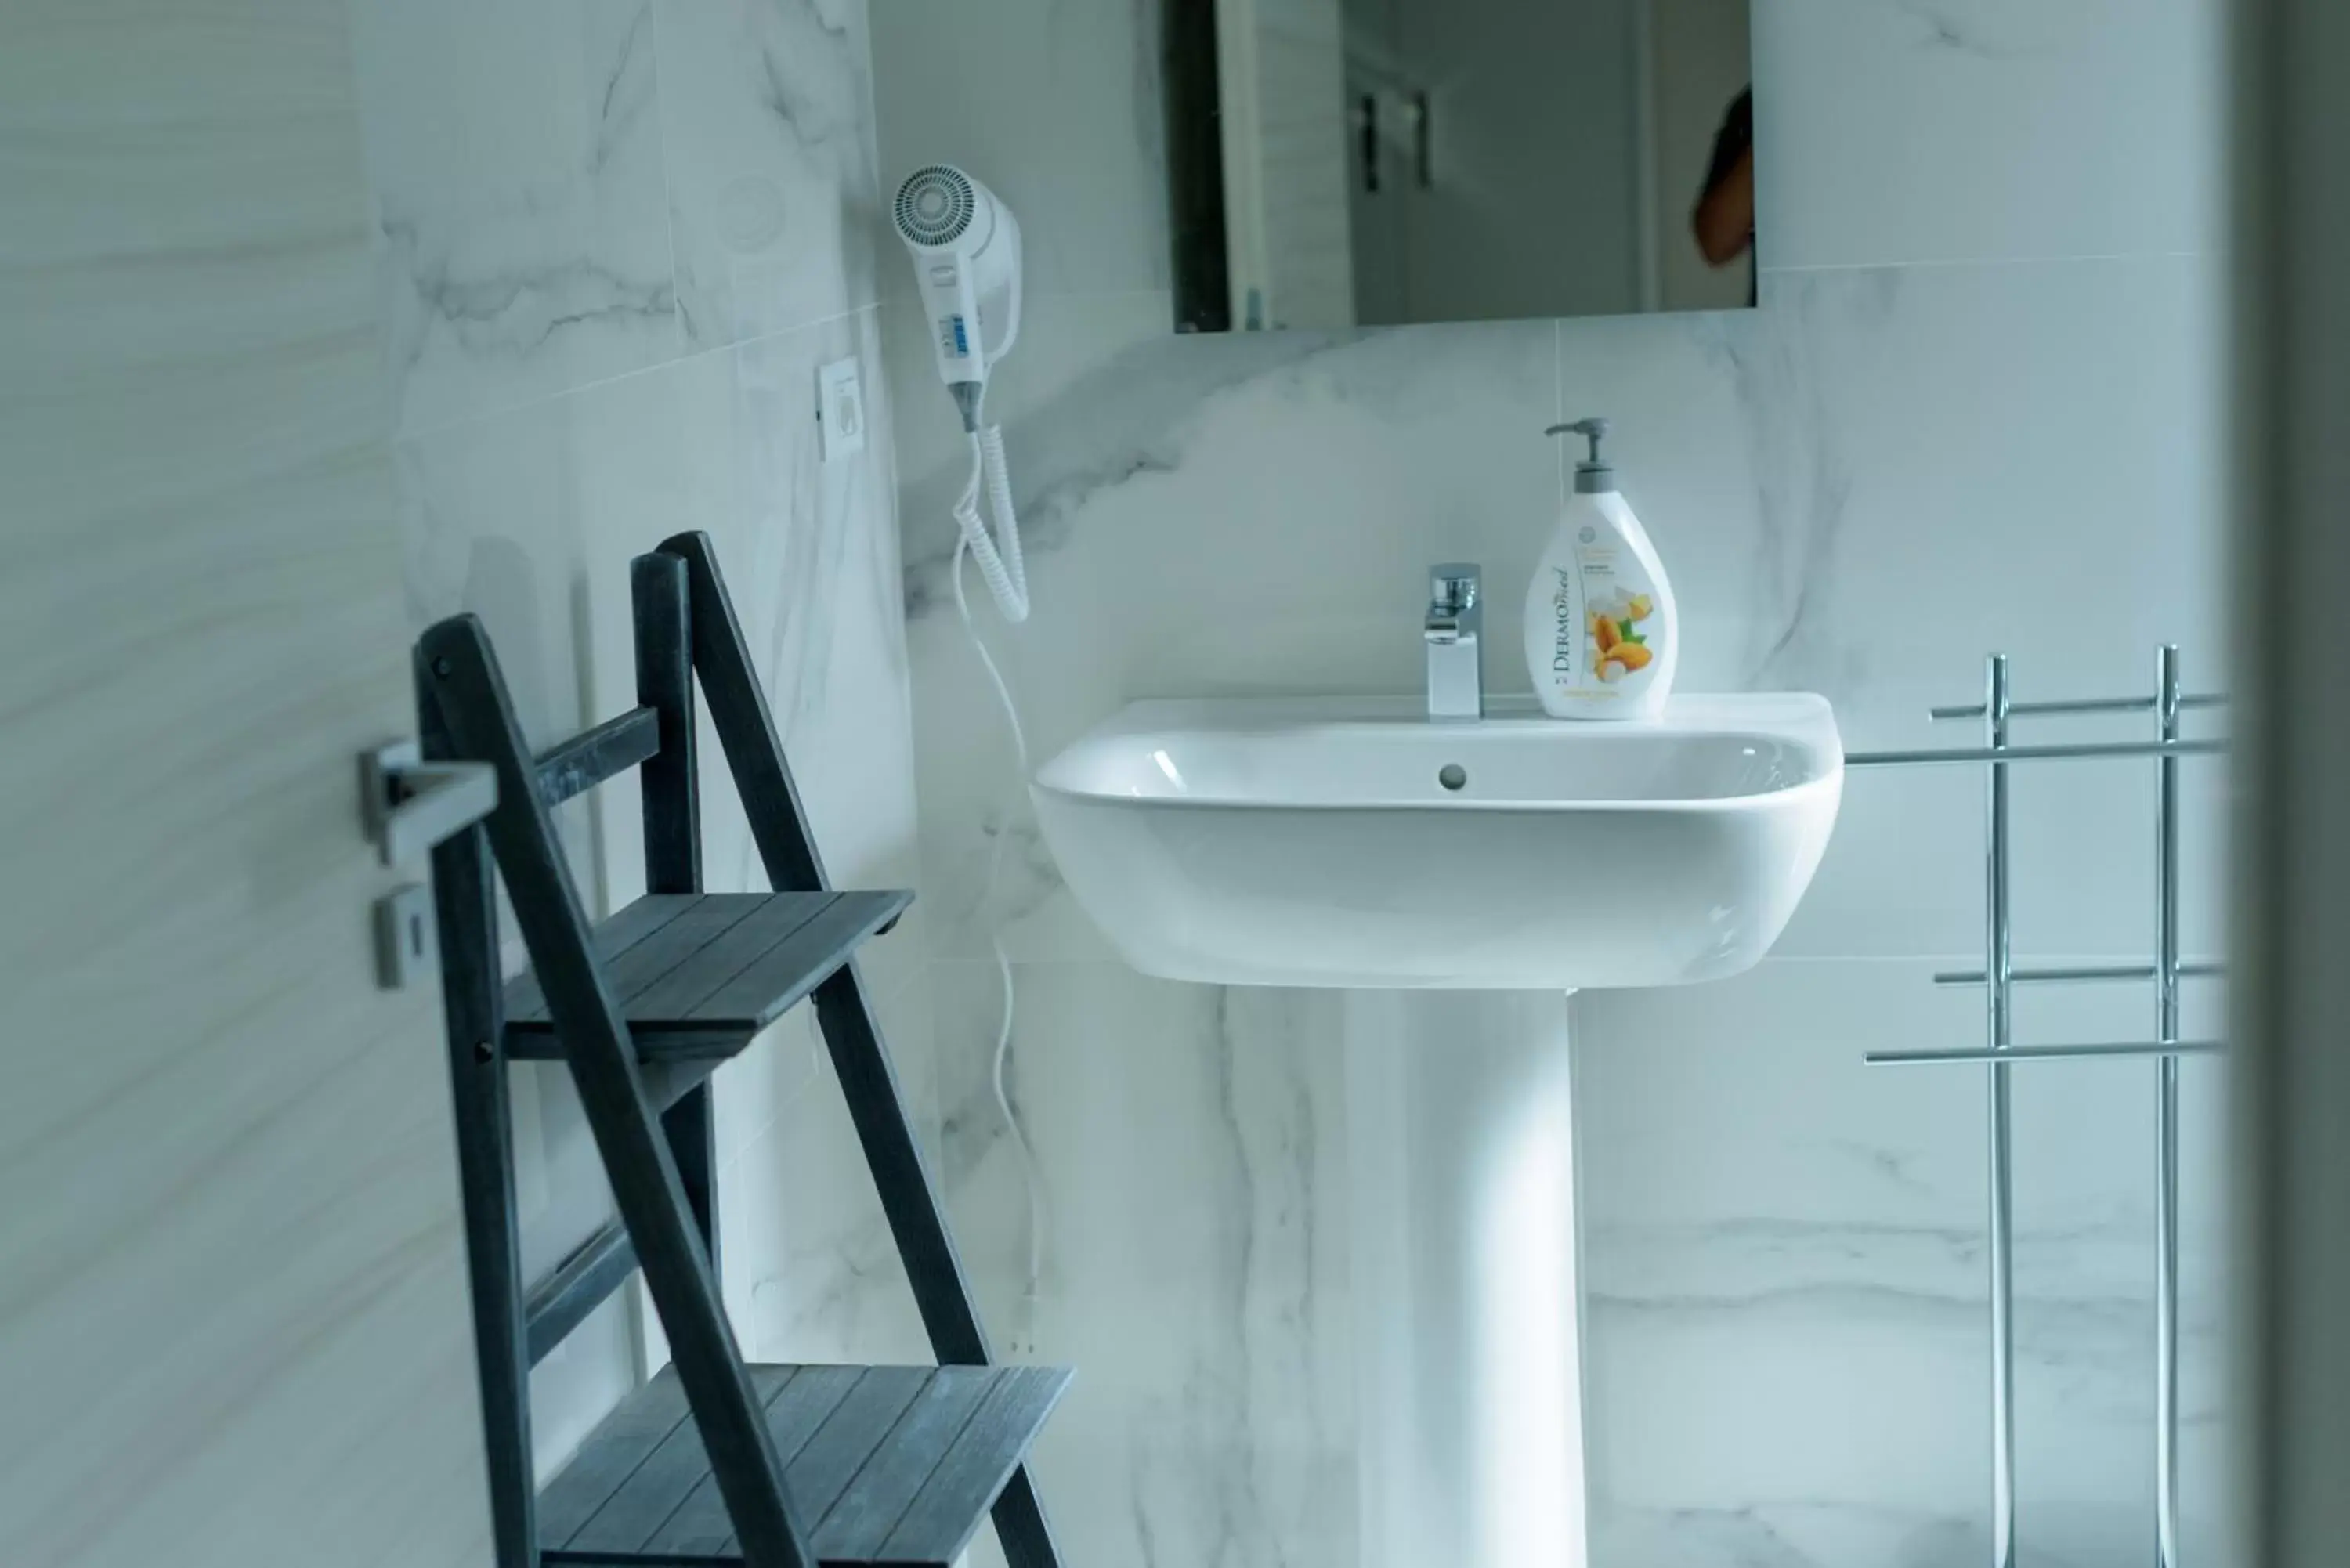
924, 960, 1358, 1568
351, 0, 680, 434
1757, 0, 2223, 271
1699, 257, 2228, 960
1574, 961, 2230, 1568
655, 0, 883, 352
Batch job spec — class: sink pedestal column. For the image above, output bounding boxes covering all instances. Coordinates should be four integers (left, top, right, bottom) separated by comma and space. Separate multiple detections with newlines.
1345, 990, 1589, 1568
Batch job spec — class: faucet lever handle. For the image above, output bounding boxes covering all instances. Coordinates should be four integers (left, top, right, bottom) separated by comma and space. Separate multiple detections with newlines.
1430, 562, 1480, 612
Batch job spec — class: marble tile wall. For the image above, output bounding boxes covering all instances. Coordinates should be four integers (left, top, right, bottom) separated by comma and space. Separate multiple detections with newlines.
871, 0, 2230, 1564
347, 0, 935, 1477
1575, 966, 2231, 1568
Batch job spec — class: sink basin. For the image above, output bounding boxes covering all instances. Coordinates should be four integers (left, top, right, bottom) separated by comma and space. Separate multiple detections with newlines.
1029, 694, 1842, 989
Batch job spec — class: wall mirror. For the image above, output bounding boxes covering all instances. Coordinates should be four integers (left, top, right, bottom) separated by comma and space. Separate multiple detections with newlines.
1163, 0, 1756, 331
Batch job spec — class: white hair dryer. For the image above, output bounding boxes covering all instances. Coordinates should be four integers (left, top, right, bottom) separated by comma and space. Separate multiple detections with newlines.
894, 164, 1030, 623
897, 167, 1045, 1314
893, 164, 1023, 423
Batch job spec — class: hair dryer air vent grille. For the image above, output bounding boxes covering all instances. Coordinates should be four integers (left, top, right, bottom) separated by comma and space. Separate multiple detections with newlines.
895, 165, 977, 247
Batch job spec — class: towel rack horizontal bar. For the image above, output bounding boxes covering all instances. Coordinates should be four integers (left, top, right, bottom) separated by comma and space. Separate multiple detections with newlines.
1866, 1039, 2225, 1068
1929, 693, 2228, 722
1932, 960, 2226, 988
1846, 738, 2225, 768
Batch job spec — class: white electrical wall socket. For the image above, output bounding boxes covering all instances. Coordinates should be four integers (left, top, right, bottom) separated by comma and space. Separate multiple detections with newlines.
819, 357, 866, 461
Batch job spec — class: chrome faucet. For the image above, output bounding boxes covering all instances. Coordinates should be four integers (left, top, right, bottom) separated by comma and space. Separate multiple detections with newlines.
1424, 563, 1484, 721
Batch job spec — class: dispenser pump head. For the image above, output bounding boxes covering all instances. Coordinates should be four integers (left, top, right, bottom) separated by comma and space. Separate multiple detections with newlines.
1546, 417, 1617, 494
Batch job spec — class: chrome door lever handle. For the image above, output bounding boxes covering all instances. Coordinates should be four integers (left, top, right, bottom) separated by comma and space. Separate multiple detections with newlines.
360, 741, 498, 866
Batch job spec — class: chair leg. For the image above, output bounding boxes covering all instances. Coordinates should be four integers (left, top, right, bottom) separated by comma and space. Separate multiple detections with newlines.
420, 615, 813, 1568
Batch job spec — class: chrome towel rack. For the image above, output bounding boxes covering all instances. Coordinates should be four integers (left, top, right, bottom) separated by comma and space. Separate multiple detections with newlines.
1842, 647, 2224, 1568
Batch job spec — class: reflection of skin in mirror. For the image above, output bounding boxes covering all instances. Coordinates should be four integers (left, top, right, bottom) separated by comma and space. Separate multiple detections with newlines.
1694, 146, 1753, 266
1693, 86, 1755, 269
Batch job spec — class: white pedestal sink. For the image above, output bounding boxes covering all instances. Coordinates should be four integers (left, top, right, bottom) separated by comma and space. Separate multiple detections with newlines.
1030, 693, 1842, 989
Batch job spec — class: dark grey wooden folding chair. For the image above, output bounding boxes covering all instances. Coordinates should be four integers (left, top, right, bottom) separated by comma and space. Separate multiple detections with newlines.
417, 533, 1068, 1568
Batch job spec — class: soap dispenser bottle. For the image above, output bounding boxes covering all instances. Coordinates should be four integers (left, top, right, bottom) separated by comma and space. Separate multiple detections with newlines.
1524, 417, 1679, 720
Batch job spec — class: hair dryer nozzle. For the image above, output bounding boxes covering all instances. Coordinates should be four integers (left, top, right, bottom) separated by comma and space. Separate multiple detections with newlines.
894, 164, 982, 249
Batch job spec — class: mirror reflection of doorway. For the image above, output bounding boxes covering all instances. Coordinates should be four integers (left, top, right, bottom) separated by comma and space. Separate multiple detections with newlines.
1199, 0, 1752, 331
1344, 0, 1646, 324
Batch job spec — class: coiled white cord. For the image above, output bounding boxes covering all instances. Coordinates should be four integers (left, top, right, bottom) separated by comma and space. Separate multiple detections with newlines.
949, 436, 1046, 1336
953, 425, 1028, 623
